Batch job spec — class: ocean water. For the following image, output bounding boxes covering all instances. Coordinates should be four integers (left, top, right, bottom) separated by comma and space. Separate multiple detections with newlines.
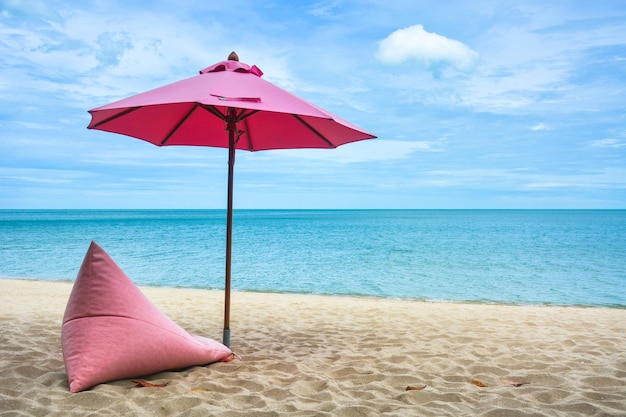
0, 209, 624, 308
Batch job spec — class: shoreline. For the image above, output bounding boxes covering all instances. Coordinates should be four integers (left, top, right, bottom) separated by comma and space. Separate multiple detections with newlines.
2, 276, 625, 310
1, 278, 626, 416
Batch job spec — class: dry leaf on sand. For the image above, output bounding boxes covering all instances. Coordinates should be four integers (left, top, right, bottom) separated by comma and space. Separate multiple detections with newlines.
499, 379, 530, 387
470, 379, 487, 387
191, 388, 212, 393
131, 380, 169, 388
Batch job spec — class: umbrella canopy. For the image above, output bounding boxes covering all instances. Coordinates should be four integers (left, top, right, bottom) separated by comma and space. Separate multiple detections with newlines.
87, 52, 376, 347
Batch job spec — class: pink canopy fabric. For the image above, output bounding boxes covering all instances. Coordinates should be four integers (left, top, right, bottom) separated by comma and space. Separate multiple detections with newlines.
87, 53, 376, 347
88, 58, 375, 151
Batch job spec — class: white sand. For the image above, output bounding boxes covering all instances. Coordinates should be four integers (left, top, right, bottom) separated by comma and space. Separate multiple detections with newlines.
1, 278, 625, 416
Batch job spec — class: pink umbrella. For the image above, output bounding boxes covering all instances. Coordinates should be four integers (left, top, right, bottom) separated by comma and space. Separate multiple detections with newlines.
87, 52, 376, 347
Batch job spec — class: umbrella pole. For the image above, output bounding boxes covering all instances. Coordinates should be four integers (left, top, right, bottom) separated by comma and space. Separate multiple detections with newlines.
223, 111, 236, 348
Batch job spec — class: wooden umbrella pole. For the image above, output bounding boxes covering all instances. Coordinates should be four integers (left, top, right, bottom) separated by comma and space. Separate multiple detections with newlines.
223, 108, 236, 348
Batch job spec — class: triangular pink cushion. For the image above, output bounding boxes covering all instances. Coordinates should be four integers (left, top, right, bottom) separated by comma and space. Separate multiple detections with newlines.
62, 241, 232, 393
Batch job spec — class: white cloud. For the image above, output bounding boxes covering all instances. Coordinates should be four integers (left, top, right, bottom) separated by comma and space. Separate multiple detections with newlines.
307, 1, 339, 18
1, 0, 51, 18
265, 139, 444, 164
414, 167, 626, 191
525, 168, 626, 189
0, 167, 91, 184
377, 24, 478, 71
530, 123, 549, 131
589, 138, 626, 148
15, 121, 61, 130
419, 168, 520, 188
459, 9, 626, 115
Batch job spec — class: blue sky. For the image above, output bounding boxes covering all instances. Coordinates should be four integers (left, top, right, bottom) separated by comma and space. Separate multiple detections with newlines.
1, 0, 625, 209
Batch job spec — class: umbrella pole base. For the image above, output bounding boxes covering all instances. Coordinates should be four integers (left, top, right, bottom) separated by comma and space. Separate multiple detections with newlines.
223, 328, 230, 348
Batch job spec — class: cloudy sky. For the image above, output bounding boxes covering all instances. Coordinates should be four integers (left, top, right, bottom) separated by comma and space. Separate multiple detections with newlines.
1, 0, 625, 209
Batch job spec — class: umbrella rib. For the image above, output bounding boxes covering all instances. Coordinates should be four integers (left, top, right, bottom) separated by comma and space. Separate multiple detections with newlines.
235, 109, 258, 151
197, 106, 259, 150
161, 103, 201, 145
236, 109, 260, 122
89, 107, 142, 129
242, 118, 253, 151
197, 105, 258, 124
199, 104, 228, 122
291, 114, 335, 148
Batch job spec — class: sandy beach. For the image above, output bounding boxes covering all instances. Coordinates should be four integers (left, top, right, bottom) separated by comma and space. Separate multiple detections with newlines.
1, 278, 625, 416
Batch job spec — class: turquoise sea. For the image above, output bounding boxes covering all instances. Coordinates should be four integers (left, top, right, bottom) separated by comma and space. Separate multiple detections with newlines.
0, 209, 624, 308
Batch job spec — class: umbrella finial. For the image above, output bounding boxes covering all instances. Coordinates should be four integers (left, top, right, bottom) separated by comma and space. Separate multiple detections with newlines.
228, 51, 239, 61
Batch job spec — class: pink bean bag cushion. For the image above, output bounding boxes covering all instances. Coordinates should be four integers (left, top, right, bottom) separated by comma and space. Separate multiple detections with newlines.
62, 241, 233, 393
